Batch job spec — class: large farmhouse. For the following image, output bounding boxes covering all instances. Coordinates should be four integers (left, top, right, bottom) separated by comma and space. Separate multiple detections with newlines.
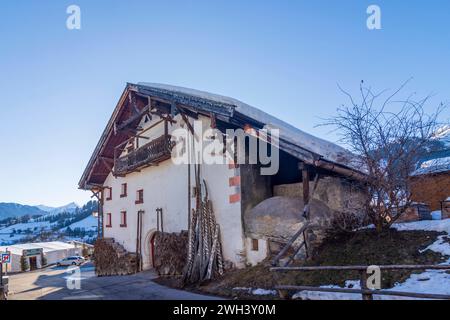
79, 83, 365, 275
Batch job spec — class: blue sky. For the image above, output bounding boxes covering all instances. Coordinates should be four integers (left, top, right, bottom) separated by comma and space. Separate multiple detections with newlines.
0, 1, 449, 207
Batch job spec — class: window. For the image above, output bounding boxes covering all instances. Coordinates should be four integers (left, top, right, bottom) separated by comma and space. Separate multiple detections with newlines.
106, 213, 112, 228
251, 239, 259, 251
120, 211, 127, 227
135, 189, 144, 204
120, 183, 127, 198
105, 187, 112, 201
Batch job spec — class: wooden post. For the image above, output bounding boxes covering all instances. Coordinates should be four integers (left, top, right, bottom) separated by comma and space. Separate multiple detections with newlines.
299, 162, 311, 259
136, 211, 141, 273
360, 270, 373, 300
300, 163, 310, 218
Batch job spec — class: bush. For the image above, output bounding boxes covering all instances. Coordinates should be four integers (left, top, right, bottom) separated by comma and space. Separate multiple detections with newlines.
41, 253, 47, 267
327, 211, 367, 237
20, 255, 29, 272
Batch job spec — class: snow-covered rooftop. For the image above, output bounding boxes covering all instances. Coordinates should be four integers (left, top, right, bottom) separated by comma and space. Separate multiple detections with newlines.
138, 83, 360, 171
432, 125, 450, 147
0, 241, 77, 255
412, 156, 450, 176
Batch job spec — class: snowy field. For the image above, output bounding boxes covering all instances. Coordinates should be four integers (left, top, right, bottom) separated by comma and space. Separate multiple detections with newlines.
294, 219, 450, 300
61, 215, 97, 232
0, 221, 53, 243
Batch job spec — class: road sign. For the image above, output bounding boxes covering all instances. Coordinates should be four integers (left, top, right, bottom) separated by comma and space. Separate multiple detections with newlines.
1, 252, 11, 264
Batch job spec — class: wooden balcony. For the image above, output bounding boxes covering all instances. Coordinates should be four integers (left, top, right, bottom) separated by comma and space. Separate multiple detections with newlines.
114, 134, 174, 175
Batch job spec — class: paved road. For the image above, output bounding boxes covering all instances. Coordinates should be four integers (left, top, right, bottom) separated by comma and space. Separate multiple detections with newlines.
7, 262, 219, 300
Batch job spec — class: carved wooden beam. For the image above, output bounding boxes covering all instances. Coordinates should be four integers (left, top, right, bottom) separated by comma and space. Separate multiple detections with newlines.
99, 156, 114, 172
115, 104, 151, 133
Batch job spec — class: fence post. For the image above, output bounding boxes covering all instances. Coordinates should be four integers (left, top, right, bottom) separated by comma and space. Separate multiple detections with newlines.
360, 270, 373, 300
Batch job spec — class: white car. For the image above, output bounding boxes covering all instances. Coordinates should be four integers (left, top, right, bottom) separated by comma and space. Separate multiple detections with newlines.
56, 256, 85, 267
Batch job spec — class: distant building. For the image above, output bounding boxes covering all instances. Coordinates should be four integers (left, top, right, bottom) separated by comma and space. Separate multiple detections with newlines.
0, 241, 82, 273
410, 128, 450, 213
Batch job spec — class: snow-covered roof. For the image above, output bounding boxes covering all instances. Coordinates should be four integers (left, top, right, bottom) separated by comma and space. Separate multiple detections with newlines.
432, 125, 450, 147
0, 241, 77, 255
137, 83, 360, 171
411, 156, 450, 176
79, 82, 364, 189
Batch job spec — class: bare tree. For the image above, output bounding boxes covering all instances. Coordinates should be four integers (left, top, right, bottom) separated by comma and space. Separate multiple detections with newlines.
323, 80, 445, 232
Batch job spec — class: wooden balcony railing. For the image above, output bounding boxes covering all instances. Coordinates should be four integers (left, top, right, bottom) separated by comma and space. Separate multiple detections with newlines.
114, 134, 174, 175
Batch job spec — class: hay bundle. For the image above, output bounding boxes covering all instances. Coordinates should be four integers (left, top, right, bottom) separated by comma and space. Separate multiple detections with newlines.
94, 238, 137, 276
153, 231, 188, 275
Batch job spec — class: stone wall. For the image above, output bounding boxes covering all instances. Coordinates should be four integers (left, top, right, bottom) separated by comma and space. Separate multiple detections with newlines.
273, 176, 366, 214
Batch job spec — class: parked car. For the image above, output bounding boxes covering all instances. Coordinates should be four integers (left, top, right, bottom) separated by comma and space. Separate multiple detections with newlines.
56, 256, 85, 266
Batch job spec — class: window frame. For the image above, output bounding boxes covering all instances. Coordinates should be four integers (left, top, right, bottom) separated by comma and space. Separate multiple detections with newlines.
105, 187, 112, 201
135, 189, 144, 204
251, 238, 259, 251
105, 213, 112, 228
120, 183, 127, 198
120, 211, 127, 227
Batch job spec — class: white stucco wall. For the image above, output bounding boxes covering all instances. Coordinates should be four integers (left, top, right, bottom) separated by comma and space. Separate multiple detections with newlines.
244, 237, 268, 266
102, 114, 246, 269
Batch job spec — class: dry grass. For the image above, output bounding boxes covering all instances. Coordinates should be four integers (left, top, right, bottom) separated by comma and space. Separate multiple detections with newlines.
156, 229, 448, 299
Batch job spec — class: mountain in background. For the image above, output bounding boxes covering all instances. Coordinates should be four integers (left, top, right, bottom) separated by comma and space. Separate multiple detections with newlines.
0, 201, 97, 246
0, 202, 79, 220
35, 205, 55, 212
36, 202, 79, 215
0, 203, 47, 219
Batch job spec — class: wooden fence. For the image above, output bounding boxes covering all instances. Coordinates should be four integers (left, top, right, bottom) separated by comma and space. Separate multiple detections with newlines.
270, 264, 450, 300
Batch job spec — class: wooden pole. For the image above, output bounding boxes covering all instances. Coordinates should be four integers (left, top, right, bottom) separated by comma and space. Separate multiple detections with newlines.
270, 264, 450, 271
275, 285, 450, 300
299, 162, 311, 259
360, 270, 373, 300
136, 211, 141, 273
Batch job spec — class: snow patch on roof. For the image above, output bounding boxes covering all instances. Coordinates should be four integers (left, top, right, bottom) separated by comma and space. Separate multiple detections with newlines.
138, 83, 359, 171
432, 125, 450, 147
412, 156, 450, 176
0, 241, 78, 255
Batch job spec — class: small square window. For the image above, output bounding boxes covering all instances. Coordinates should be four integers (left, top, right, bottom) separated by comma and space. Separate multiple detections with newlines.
120, 183, 127, 198
251, 239, 259, 251
105, 187, 112, 201
120, 211, 127, 227
105, 213, 112, 228
135, 189, 144, 204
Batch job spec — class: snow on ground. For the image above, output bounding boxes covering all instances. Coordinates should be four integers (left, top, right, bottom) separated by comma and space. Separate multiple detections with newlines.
391, 219, 450, 234
0, 221, 53, 244
62, 215, 97, 232
295, 220, 450, 300
233, 287, 278, 296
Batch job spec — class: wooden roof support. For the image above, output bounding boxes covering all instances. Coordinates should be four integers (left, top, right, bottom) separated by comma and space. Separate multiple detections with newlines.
115, 104, 151, 133
99, 156, 114, 172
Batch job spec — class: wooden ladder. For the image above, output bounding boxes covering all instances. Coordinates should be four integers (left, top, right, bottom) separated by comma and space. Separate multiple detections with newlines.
271, 222, 311, 267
